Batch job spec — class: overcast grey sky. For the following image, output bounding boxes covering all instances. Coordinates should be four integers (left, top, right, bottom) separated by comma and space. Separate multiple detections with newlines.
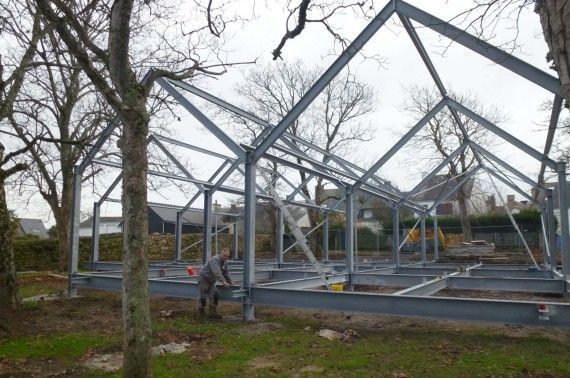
7, 0, 567, 225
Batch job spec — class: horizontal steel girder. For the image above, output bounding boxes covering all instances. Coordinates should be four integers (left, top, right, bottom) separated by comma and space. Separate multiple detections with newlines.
448, 276, 565, 294
250, 287, 570, 327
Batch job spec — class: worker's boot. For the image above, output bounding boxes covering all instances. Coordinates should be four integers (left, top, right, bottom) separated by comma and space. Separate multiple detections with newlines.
198, 298, 207, 317
208, 305, 223, 319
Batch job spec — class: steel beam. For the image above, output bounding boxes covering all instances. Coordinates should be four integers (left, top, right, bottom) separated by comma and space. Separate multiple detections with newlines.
448, 99, 557, 169
397, 1, 561, 95
471, 142, 543, 190
250, 287, 570, 327
394, 276, 448, 296
427, 167, 480, 215
448, 276, 565, 294
486, 169, 535, 203
157, 78, 245, 160
254, 2, 396, 157
355, 99, 446, 190
433, 217, 439, 260
400, 144, 468, 205
538, 95, 564, 189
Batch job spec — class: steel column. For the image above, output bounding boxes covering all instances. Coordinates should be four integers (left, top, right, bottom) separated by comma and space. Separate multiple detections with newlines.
277, 207, 284, 267
243, 151, 256, 320
202, 190, 212, 263
345, 187, 354, 288
557, 162, 570, 282
433, 217, 439, 261
232, 220, 239, 260
90, 202, 101, 270
323, 213, 329, 263
420, 216, 426, 264
68, 165, 82, 297
392, 207, 400, 267
547, 189, 557, 269
175, 211, 183, 261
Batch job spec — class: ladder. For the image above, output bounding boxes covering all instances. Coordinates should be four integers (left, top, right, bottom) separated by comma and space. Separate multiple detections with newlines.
259, 171, 331, 290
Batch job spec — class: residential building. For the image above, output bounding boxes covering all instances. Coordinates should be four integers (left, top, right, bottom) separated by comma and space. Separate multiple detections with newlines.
16, 218, 48, 239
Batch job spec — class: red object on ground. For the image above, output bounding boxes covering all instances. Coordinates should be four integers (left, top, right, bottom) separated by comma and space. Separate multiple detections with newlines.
186, 266, 195, 276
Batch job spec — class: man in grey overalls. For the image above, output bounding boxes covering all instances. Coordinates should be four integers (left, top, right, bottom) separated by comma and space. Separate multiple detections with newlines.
197, 248, 234, 318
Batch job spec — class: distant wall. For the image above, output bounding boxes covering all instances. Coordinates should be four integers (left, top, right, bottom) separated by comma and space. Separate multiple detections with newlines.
14, 233, 272, 271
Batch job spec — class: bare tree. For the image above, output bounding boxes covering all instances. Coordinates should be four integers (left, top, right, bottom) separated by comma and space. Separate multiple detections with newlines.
34, 0, 243, 374
0, 0, 43, 309
235, 60, 375, 246
272, 0, 378, 60
403, 85, 504, 241
9, 25, 111, 271
0, 143, 29, 309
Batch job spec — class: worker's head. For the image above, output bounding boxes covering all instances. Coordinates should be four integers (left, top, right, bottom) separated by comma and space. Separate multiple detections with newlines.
220, 248, 231, 261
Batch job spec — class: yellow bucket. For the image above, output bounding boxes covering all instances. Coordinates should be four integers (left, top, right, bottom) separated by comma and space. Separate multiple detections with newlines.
330, 283, 344, 292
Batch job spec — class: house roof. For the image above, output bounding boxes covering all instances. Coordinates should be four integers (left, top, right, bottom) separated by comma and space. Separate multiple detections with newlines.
18, 218, 48, 238
411, 175, 475, 202
149, 205, 227, 225
80, 216, 123, 228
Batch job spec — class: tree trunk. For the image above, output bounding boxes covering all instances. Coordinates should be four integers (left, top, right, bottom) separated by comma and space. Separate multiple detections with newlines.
457, 186, 472, 242
55, 211, 70, 272
537, 0, 570, 103
0, 177, 20, 309
120, 101, 151, 377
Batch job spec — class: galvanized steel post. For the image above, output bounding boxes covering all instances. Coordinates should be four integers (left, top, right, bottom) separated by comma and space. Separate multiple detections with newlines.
557, 162, 570, 282
547, 189, 556, 269
202, 189, 212, 263
68, 165, 82, 297
277, 207, 284, 267
345, 186, 354, 289
420, 216, 426, 264
392, 206, 400, 267
433, 216, 439, 261
174, 211, 183, 261
90, 202, 100, 270
323, 212, 329, 263
243, 151, 256, 320
232, 219, 239, 260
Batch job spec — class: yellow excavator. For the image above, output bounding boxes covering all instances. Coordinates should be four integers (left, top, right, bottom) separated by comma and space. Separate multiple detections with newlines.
404, 227, 447, 251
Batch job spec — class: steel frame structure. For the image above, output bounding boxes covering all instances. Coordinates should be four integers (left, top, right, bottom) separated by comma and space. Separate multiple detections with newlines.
69, 0, 570, 327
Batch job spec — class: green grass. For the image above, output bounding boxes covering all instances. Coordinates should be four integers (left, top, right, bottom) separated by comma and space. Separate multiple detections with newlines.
18, 282, 64, 298
0, 332, 119, 361
3, 295, 570, 377
151, 316, 570, 377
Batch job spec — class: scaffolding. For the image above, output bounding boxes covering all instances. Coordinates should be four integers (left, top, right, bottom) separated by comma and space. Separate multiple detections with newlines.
68, 0, 570, 327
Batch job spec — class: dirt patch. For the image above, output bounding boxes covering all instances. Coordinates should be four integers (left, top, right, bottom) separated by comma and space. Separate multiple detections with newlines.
354, 285, 406, 294
248, 356, 280, 370
239, 322, 283, 336
433, 289, 568, 303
